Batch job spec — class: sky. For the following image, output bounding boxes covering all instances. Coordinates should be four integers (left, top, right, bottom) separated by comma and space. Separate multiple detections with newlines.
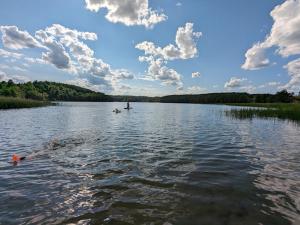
0, 0, 299, 96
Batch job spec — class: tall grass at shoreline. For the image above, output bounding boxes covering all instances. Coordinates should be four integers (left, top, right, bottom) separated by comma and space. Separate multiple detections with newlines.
0, 96, 52, 109
225, 103, 300, 122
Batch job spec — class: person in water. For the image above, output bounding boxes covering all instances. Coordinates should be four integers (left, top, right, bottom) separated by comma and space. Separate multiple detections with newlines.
126, 101, 130, 109
113, 108, 121, 113
11, 154, 26, 163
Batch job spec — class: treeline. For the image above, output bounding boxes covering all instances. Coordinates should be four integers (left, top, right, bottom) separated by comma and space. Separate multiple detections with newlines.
0, 80, 112, 102
112, 95, 160, 102
0, 80, 296, 104
160, 90, 295, 104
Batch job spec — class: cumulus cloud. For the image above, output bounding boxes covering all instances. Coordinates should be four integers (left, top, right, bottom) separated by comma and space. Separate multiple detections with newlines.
186, 85, 207, 94
0, 24, 134, 93
224, 77, 247, 88
268, 81, 281, 86
242, 0, 300, 69
41, 39, 72, 70
192, 72, 201, 78
85, 0, 167, 28
35, 24, 99, 71
176, 23, 202, 59
176, 2, 182, 7
0, 48, 23, 59
0, 70, 30, 83
24, 57, 46, 64
34, 24, 134, 89
136, 23, 201, 87
113, 69, 134, 80
41, 24, 97, 41
66, 77, 112, 92
242, 0, 300, 89
0, 26, 42, 50
259, 81, 281, 89
242, 42, 270, 70
281, 58, 300, 91
239, 85, 256, 93
119, 84, 132, 90
224, 77, 258, 93
138, 56, 182, 86
136, 23, 201, 60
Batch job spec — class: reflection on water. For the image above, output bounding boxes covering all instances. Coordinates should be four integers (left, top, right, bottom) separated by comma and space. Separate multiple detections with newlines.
0, 102, 300, 225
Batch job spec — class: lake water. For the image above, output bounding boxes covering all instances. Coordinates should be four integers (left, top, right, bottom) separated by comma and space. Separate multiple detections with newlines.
0, 102, 300, 225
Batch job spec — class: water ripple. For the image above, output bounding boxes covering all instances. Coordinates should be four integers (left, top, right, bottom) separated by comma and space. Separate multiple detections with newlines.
0, 103, 299, 225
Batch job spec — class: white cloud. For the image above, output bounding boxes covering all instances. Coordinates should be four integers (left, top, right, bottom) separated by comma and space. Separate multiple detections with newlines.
281, 58, 300, 91
186, 85, 207, 94
224, 77, 247, 88
66, 77, 112, 93
224, 77, 258, 93
267, 81, 281, 86
136, 23, 201, 87
42, 24, 97, 41
35, 24, 134, 89
141, 57, 182, 86
239, 85, 256, 93
0, 70, 30, 83
0, 26, 42, 50
35, 24, 98, 71
258, 81, 281, 89
25, 57, 46, 64
85, 0, 167, 28
242, 42, 270, 70
242, 0, 300, 89
192, 72, 201, 78
119, 84, 131, 90
176, 23, 202, 59
0, 24, 134, 93
0, 48, 23, 59
267, 0, 300, 57
0, 63, 27, 73
176, 2, 182, 7
113, 69, 134, 80
136, 23, 201, 60
41, 39, 72, 70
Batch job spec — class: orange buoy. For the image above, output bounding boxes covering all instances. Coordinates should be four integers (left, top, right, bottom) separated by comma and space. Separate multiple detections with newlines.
12, 154, 20, 162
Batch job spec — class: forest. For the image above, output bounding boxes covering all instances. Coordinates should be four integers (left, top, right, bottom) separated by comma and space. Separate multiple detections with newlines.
0, 80, 297, 104
0, 80, 112, 102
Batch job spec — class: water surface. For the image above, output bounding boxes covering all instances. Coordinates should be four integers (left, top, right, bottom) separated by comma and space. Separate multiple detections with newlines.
0, 102, 300, 225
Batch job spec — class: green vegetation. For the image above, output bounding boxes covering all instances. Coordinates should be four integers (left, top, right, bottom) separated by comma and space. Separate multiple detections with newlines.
0, 96, 52, 109
1, 80, 299, 123
160, 90, 295, 104
0, 80, 112, 101
112, 95, 160, 102
225, 103, 300, 122
0, 80, 112, 109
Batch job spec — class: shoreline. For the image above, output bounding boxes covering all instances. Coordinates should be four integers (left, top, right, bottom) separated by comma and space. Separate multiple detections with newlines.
225, 103, 300, 122
1, 98, 299, 122
0, 96, 53, 110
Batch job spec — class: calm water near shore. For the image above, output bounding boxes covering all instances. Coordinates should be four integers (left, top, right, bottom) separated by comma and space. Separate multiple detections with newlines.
0, 102, 299, 225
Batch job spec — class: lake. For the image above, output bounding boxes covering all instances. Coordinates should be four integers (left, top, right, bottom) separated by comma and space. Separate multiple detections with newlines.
0, 102, 299, 225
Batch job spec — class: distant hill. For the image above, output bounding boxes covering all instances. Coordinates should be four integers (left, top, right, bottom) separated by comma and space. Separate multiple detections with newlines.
0, 80, 295, 103
111, 95, 160, 102
0, 80, 112, 102
160, 91, 295, 104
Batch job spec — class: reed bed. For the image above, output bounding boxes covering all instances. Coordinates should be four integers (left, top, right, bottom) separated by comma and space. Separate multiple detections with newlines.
0, 96, 52, 109
225, 103, 300, 122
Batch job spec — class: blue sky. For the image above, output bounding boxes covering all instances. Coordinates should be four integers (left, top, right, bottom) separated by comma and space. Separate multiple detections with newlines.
0, 0, 299, 96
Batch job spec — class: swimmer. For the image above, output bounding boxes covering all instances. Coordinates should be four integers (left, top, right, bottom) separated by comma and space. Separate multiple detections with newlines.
11, 153, 33, 164
12, 154, 26, 162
